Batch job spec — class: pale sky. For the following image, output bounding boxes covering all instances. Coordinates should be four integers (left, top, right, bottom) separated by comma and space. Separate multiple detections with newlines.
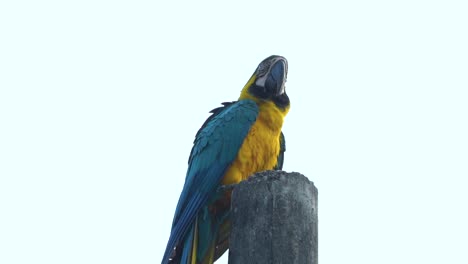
1, 1, 467, 263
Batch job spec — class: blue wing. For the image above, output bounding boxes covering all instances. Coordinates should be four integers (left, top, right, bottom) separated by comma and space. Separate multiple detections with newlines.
273, 131, 286, 170
162, 99, 259, 264
212, 131, 286, 261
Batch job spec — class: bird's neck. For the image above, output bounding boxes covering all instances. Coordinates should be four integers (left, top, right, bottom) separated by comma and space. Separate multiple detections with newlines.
256, 101, 288, 133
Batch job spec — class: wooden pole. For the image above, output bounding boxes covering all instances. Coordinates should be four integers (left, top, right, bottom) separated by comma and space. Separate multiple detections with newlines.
228, 171, 318, 264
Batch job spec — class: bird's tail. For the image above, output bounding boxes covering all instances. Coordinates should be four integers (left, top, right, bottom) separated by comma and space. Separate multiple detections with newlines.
163, 191, 231, 264
164, 214, 216, 264
180, 218, 198, 264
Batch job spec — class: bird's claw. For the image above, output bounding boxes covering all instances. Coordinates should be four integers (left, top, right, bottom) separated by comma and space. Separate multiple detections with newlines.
217, 183, 238, 192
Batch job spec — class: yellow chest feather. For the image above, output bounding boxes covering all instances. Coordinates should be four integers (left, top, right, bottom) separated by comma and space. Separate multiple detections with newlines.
222, 102, 285, 185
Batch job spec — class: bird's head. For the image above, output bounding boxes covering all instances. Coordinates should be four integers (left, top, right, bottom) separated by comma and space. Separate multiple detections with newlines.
239, 55, 290, 113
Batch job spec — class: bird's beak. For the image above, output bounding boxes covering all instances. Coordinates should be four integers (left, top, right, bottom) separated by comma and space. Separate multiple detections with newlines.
265, 59, 287, 96
255, 56, 287, 96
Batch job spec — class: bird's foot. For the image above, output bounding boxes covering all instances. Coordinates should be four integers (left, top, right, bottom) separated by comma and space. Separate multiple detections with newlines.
217, 183, 238, 192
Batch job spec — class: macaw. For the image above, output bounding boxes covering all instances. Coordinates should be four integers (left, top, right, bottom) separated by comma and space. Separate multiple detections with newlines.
162, 55, 290, 264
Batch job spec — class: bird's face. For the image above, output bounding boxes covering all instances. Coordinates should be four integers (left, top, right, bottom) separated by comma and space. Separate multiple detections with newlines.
240, 55, 290, 111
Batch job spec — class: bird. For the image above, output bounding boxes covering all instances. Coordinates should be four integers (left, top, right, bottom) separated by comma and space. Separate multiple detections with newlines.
162, 55, 290, 264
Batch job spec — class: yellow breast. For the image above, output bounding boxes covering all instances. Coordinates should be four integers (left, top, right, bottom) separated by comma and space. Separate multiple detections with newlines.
221, 101, 287, 185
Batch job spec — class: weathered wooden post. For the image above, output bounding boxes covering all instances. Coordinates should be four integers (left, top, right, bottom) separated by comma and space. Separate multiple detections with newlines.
228, 171, 318, 264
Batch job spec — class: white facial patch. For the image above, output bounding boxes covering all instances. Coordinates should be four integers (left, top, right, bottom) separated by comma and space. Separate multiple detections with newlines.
255, 75, 268, 87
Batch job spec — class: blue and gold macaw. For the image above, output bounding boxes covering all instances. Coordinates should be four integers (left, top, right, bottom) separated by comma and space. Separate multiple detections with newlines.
162, 55, 290, 264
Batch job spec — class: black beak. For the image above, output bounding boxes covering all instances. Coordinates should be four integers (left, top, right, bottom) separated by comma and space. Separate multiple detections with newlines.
265, 59, 286, 95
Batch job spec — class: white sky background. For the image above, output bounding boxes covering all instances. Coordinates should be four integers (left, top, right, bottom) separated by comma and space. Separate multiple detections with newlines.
1, 0, 467, 263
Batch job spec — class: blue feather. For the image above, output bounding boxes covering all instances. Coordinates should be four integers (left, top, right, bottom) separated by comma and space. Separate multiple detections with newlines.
162, 99, 259, 264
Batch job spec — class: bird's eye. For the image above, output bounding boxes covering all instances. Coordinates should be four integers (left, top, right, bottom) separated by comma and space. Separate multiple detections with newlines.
257, 65, 265, 75
257, 62, 270, 76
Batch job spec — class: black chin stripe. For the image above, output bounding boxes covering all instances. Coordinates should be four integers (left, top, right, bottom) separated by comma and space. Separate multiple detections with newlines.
248, 84, 290, 110
248, 85, 269, 99
273, 94, 290, 110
